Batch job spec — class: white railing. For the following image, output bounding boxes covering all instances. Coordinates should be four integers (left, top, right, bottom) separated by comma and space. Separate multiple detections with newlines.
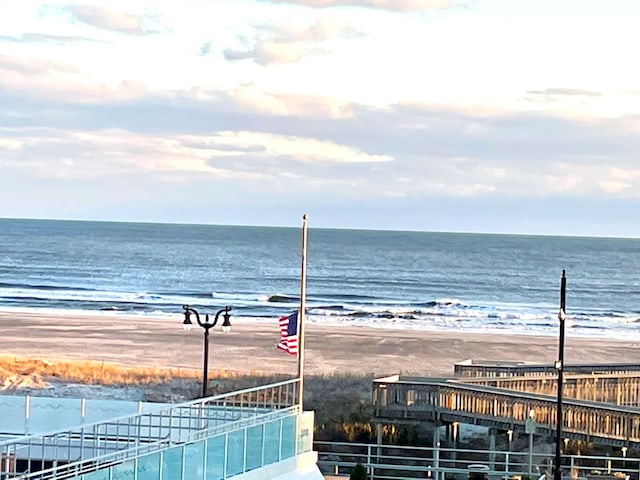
0, 378, 301, 479
316, 441, 638, 480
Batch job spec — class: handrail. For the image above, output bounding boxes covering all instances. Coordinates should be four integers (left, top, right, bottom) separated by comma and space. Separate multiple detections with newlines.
0, 378, 301, 478
373, 377, 640, 445
315, 441, 638, 480
454, 360, 640, 378
0, 377, 299, 449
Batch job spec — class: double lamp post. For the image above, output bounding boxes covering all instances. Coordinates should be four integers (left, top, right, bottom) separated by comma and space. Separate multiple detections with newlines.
182, 305, 232, 398
554, 269, 567, 480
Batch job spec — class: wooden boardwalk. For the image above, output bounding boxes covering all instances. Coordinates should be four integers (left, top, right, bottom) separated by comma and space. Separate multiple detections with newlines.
372, 362, 640, 447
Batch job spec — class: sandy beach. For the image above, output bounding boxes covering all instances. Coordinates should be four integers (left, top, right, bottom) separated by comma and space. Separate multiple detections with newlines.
2, 310, 640, 378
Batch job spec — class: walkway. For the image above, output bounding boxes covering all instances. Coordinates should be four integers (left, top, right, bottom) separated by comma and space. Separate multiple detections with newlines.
373, 362, 640, 447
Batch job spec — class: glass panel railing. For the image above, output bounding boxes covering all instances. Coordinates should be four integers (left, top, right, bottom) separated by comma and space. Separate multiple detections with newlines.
281, 415, 296, 460
82, 468, 109, 480
205, 434, 225, 480
245, 424, 264, 471
263, 419, 282, 465
184, 440, 205, 480
137, 451, 161, 480
111, 460, 135, 479
161, 445, 183, 480
30, 406, 303, 480
225, 430, 245, 477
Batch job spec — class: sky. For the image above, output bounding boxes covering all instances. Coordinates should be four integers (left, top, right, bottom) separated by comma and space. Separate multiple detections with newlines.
1, 0, 639, 237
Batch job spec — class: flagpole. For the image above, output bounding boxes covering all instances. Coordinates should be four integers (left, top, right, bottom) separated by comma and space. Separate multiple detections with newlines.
297, 213, 308, 410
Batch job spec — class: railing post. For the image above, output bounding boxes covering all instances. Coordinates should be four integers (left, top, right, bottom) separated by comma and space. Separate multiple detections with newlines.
528, 432, 534, 475
376, 423, 383, 479
570, 455, 575, 479
489, 428, 496, 472
433, 430, 440, 480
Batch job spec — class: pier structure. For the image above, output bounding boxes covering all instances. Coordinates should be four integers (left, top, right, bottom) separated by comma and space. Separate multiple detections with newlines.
372, 361, 640, 448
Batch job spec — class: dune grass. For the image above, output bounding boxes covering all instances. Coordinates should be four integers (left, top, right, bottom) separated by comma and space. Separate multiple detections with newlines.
0, 355, 379, 441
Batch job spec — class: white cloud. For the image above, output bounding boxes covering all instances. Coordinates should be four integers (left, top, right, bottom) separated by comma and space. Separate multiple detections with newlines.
2, 0, 640, 234
262, 0, 453, 12
224, 15, 363, 65
61, 4, 165, 35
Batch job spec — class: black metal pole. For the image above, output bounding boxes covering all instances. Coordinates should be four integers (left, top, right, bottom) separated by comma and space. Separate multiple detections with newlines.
202, 326, 210, 398
182, 305, 231, 398
554, 270, 567, 480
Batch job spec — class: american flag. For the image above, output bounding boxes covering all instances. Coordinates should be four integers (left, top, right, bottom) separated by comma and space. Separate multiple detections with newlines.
276, 312, 298, 355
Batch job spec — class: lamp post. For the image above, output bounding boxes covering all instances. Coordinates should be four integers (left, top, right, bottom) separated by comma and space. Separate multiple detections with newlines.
182, 305, 232, 398
554, 270, 567, 480
526, 409, 537, 475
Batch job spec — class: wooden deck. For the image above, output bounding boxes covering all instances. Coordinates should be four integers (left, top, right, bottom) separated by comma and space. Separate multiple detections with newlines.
372, 362, 640, 447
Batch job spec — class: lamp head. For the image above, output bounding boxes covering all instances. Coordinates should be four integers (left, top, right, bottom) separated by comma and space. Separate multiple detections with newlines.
182, 305, 193, 331
221, 308, 231, 333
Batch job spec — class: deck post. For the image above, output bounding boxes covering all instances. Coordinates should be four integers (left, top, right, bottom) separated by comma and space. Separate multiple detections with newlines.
433, 426, 440, 480
489, 428, 496, 472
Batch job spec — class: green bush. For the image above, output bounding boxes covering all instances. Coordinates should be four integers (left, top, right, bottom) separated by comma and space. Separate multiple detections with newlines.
350, 462, 368, 480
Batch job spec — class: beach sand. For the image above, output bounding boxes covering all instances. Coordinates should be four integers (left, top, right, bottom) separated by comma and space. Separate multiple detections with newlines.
2, 310, 640, 378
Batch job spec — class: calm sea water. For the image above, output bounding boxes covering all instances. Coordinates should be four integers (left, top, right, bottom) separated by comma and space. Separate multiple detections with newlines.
1, 218, 639, 339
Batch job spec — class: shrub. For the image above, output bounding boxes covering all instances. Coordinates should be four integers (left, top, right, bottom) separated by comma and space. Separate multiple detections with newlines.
350, 462, 368, 480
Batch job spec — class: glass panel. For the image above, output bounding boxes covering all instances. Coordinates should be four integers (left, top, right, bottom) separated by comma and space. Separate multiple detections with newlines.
281, 416, 296, 459
82, 468, 110, 480
137, 452, 161, 480
184, 441, 205, 480
263, 419, 282, 465
112, 460, 135, 480
245, 424, 264, 471
205, 434, 225, 480
226, 430, 246, 477
162, 446, 183, 480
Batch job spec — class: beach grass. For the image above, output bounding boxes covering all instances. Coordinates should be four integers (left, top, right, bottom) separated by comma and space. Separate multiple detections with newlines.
0, 355, 283, 389
0, 355, 377, 440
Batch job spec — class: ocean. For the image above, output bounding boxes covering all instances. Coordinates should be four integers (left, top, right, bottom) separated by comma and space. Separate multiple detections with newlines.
0, 218, 638, 339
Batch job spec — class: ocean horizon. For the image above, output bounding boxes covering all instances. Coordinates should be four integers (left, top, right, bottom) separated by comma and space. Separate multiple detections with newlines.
1, 217, 639, 340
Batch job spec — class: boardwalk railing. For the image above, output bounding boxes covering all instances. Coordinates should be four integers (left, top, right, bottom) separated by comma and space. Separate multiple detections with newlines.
373, 376, 640, 446
464, 372, 640, 407
454, 360, 640, 378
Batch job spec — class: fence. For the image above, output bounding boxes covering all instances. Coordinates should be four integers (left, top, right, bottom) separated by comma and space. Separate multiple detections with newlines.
315, 441, 638, 480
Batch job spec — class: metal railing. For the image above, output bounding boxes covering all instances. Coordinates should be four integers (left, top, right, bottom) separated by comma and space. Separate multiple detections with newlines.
0, 378, 300, 479
315, 441, 639, 480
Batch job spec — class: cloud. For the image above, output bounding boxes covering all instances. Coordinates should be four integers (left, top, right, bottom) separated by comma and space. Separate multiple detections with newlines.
523, 88, 606, 105
224, 16, 363, 65
60, 4, 165, 35
1, 79, 639, 200
0, 33, 101, 45
0, 54, 79, 78
261, 0, 453, 11
0, 126, 390, 190
0, 53, 148, 103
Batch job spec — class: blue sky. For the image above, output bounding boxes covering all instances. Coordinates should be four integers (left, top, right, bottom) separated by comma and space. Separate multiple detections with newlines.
1, 0, 639, 236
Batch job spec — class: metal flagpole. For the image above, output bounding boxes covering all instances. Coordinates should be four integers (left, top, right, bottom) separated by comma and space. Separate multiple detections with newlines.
297, 213, 309, 410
